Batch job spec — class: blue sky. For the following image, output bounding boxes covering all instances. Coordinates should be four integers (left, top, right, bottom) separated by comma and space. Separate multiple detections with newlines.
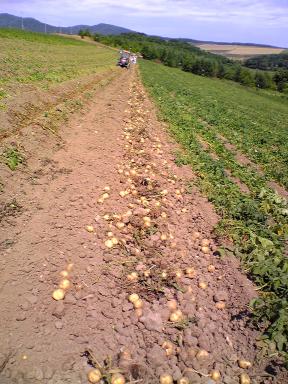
1, 0, 287, 46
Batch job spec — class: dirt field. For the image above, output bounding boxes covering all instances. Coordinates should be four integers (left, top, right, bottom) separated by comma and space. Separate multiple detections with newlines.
196, 44, 284, 60
0, 66, 287, 384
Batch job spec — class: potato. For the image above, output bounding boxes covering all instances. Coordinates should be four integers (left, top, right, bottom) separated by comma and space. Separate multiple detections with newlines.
86, 225, 94, 233
111, 373, 126, 384
196, 349, 209, 360
128, 293, 139, 303
167, 299, 177, 311
59, 279, 71, 290
60, 270, 69, 278
87, 368, 102, 383
105, 239, 114, 248
160, 374, 173, 384
201, 238, 210, 246
170, 309, 183, 322
161, 271, 168, 279
215, 301, 226, 309
210, 370, 221, 381
111, 237, 119, 245
192, 231, 200, 239
178, 378, 189, 384
52, 288, 65, 301
238, 360, 252, 369
198, 281, 208, 289
116, 222, 125, 230
175, 270, 183, 279
201, 246, 210, 254
240, 373, 251, 384
186, 267, 196, 278
133, 299, 143, 309
207, 264, 216, 272
127, 272, 138, 282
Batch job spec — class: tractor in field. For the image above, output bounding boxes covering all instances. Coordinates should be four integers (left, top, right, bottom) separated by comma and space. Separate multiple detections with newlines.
117, 50, 131, 69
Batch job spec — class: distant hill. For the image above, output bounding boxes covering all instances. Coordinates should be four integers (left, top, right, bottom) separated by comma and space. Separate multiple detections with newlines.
0, 13, 133, 35
176, 37, 282, 48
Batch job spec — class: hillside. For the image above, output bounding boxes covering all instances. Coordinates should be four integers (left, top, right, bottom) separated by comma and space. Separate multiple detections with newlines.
0, 13, 133, 35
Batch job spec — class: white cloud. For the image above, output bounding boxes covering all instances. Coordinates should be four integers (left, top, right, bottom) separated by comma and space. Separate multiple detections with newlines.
2, 0, 288, 26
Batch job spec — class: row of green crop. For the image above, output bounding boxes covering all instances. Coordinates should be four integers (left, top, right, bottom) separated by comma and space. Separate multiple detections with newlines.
139, 60, 288, 360
142, 63, 288, 189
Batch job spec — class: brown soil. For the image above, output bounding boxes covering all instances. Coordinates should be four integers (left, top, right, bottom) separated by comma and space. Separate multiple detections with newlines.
0, 67, 287, 384
0, 68, 118, 139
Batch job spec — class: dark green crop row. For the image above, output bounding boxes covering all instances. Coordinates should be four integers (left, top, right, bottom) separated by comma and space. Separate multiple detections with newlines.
139, 60, 288, 360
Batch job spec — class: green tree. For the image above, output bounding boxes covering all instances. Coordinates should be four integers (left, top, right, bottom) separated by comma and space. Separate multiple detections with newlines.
78, 29, 85, 39
274, 70, 288, 92
255, 71, 269, 88
84, 28, 91, 37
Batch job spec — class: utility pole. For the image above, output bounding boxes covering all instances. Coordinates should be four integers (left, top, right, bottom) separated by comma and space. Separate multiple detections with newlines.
45, 23, 47, 33
21, 16, 24, 30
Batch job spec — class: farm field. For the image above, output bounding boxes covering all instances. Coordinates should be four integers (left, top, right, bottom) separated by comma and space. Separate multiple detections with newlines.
196, 43, 285, 60
0, 29, 288, 383
0, 29, 117, 137
0, 29, 117, 101
140, 60, 288, 359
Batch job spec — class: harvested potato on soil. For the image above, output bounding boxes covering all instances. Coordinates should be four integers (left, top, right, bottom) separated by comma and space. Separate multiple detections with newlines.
238, 359, 252, 369
210, 370, 221, 381
87, 368, 102, 383
128, 293, 140, 303
215, 301, 226, 309
59, 279, 71, 290
240, 373, 251, 384
170, 309, 184, 322
196, 349, 209, 360
178, 378, 189, 384
111, 373, 126, 384
52, 289, 65, 301
160, 374, 173, 384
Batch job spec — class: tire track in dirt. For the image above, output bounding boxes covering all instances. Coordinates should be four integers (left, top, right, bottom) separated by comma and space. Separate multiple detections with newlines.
0, 68, 286, 383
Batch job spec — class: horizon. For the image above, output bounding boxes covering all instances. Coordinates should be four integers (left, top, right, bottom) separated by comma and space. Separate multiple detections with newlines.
0, 1, 287, 47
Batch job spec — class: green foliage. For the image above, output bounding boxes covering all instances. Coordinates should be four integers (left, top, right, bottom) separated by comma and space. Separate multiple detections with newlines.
139, 59, 288, 359
2, 147, 25, 170
255, 71, 271, 89
78, 28, 91, 38
245, 51, 288, 71
251, 296, 288, 357
97, 32, 278, 91
274, 70, 288, 93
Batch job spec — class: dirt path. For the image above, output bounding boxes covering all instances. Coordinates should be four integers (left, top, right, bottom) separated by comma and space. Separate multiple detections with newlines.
0, 68, 286, 384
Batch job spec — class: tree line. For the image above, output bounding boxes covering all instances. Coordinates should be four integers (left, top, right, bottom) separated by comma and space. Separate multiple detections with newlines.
79, 30, 288, 93
245, 52, 288, 71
